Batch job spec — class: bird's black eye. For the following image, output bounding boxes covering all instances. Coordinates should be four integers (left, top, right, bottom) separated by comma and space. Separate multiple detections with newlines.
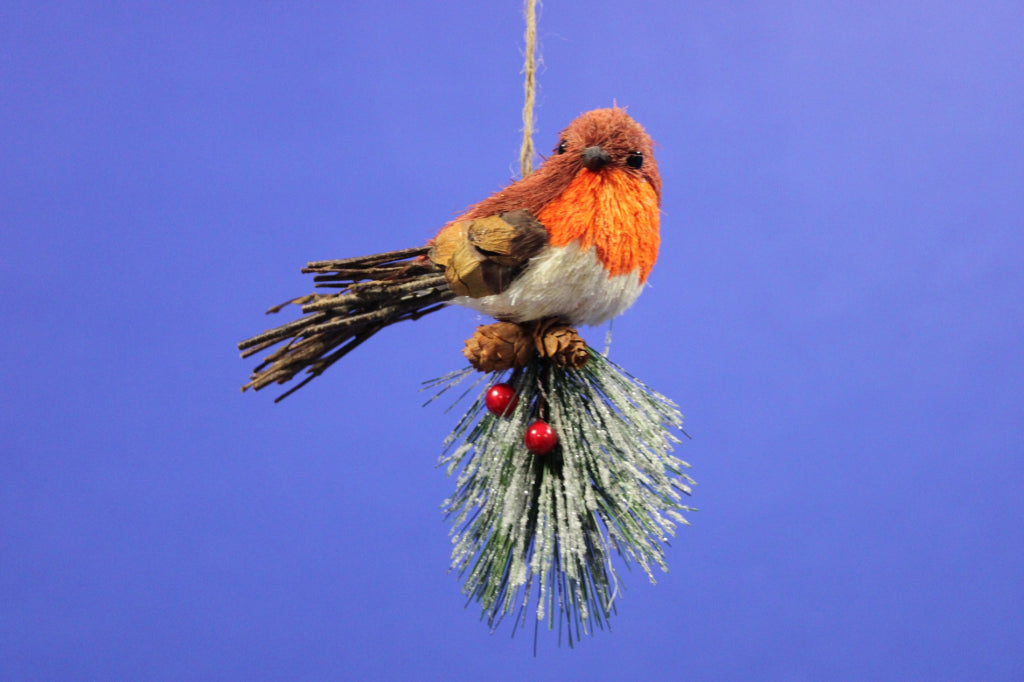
555, 140, 567, 154
626, 152, 644, 169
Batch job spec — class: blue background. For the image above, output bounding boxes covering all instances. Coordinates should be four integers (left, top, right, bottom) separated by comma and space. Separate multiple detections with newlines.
3, 2, 1022, 679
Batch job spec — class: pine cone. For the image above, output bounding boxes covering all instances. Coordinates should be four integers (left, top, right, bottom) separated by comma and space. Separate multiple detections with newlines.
531, 318, 590, 369
463, 322, 535, 372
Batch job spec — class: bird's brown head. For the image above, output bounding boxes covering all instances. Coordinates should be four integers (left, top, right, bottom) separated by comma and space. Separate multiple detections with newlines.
543, 107, 661, 202
442, 107, 660, 226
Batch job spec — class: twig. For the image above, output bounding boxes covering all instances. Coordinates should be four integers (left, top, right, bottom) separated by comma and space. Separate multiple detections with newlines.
238, 247, 453, 399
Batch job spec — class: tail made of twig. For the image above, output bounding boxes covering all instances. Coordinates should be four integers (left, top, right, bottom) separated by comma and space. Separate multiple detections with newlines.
238, 246, 453, 401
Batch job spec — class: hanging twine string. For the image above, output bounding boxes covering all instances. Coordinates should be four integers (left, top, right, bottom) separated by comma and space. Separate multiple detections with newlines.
519, 0, 538, 178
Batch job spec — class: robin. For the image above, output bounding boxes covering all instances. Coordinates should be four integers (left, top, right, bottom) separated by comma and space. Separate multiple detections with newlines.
240, 107, 662, 397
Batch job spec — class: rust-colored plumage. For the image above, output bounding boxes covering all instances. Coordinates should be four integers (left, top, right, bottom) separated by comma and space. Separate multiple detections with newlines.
442, 107, 661, 221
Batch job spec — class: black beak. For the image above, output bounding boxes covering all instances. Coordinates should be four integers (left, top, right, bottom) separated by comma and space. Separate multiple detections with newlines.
581, 145, 611, 171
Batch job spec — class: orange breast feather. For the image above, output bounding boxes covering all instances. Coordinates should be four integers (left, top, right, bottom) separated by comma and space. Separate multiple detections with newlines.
537, 170, 660, 282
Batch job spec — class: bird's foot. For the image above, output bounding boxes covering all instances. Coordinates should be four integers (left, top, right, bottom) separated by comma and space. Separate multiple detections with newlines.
464, 318, 589, 372
463, 322, 534, 372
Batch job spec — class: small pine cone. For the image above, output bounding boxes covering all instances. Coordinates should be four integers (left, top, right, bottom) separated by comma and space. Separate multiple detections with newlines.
464, 322, 535, 372
531, 318, 590, 369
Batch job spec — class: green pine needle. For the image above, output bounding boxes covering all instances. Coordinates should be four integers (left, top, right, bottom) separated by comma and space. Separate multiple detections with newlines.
432, 348, 695, 644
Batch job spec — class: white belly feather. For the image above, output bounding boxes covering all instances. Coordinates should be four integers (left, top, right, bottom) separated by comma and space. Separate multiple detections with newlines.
453, 240, 645, 326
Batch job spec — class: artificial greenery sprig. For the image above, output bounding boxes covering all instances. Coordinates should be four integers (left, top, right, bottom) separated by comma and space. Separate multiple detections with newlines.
428, 349, 695, 645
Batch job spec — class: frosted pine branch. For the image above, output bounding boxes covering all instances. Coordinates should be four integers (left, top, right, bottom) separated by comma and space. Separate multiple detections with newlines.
432, 349, 695, 645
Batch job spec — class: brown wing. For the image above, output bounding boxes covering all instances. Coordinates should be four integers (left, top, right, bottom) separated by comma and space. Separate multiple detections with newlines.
430, 209, 547, 298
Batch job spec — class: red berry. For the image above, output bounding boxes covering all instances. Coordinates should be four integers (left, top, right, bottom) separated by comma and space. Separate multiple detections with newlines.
524, 420, 558, 455
485, 383, 518, 416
